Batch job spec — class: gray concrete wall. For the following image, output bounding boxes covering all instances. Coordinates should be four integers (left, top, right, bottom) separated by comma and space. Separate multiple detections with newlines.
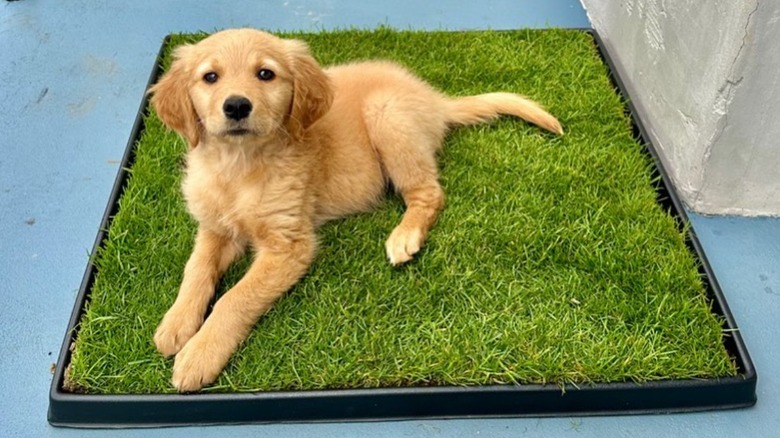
581, 0, 780, 216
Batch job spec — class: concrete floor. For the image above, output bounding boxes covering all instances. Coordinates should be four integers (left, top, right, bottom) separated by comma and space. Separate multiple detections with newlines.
1, 1, 777, 437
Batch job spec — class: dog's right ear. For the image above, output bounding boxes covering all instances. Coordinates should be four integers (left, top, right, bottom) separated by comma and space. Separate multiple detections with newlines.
148, 45, 201, 149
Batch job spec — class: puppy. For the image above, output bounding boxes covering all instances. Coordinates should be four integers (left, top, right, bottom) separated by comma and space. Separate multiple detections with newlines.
149, 28, 562, 392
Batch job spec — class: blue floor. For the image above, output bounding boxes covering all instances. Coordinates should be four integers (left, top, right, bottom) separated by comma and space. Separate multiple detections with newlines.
1, 1, 777, 437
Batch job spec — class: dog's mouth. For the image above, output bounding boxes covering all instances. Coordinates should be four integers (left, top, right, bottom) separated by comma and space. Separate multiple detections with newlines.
217, 119, 265, 139
220, 125, 263, 138
225, 128, 251, 136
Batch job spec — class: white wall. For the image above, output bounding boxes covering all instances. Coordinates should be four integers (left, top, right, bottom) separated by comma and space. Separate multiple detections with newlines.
581, 0, 780, 216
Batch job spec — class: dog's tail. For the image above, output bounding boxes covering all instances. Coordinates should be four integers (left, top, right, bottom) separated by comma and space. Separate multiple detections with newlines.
445, 92, 563, 135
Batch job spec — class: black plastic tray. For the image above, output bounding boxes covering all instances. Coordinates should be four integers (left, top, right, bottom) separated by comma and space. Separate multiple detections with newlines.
48, 30, 757, 427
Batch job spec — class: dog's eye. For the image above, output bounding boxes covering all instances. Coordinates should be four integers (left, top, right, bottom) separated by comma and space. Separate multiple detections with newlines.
203, 72, 219, 84
257, 69, 275, 81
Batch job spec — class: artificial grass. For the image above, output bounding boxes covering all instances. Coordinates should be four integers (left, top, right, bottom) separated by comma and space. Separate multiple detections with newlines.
66, 29, 736, 394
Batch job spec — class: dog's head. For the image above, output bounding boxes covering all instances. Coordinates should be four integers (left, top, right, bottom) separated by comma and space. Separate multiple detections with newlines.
149, 29, 333, 148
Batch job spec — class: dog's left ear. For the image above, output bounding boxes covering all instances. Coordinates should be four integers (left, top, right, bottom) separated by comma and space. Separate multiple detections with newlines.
284, 39, 333, 140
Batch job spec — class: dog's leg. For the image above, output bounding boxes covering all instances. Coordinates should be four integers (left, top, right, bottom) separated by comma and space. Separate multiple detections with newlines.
384, 168, 444, 266
375, 137, 444, 265
170, 230, 315, 392
154, 228, 245, 357
367, 99, 446, 266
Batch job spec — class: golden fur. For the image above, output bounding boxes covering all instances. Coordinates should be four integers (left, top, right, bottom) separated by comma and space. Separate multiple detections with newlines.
148, 28, 562, 392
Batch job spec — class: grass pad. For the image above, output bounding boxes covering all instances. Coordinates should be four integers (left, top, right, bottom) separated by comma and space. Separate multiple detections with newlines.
66, 29, 736, 394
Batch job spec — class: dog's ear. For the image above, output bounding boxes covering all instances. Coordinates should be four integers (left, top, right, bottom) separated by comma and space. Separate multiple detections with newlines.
284, 39, 333, 140
148, 45, 201, 149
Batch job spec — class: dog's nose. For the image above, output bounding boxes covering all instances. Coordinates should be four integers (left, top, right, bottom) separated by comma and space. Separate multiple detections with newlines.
223, 96, 253, 120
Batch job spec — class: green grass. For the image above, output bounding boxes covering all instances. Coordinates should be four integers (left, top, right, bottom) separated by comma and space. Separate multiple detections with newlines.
65, 29, 737, 394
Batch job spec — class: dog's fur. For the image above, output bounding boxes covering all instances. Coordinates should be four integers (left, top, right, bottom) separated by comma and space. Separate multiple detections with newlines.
149, 28, 562, 391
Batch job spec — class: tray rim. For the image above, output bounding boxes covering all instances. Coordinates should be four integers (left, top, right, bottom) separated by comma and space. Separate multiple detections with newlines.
48, 28, 757, 428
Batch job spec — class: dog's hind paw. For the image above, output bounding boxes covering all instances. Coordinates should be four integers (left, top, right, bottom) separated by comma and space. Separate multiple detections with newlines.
385, 225, 424, 266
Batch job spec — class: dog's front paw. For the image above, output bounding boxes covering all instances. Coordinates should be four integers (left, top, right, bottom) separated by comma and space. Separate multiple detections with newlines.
385, 225, 424, 266
154, 305, 203, 357
171, 333, 228, 392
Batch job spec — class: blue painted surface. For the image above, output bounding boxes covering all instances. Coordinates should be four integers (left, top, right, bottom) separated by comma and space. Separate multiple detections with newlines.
1, 1, 777, 437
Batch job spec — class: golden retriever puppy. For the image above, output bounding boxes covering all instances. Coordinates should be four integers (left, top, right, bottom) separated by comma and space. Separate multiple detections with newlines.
149, 28, 562, 392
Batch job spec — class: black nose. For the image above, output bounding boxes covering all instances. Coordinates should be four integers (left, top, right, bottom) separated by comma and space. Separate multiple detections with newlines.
223, 96, 253, 120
